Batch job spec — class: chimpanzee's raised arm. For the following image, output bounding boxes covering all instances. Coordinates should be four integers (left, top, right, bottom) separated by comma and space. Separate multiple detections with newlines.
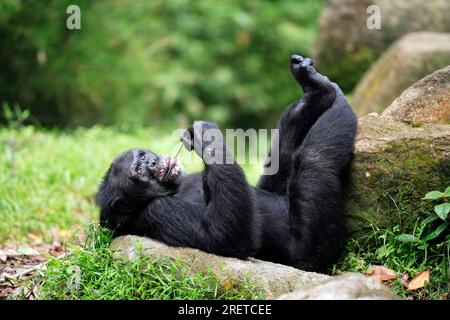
178, 121, 260, 257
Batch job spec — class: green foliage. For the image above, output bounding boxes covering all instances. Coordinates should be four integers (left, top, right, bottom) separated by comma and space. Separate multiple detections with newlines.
0, 0, 325, 128
1, 103, 30, 178
2, 102, 30, 129
397, 186, 450, 255
0, 0, 22, 23
423, 190, 446, 200
336, 186, 450, 299
435, 203, 450, 221
36, 224, 263, 300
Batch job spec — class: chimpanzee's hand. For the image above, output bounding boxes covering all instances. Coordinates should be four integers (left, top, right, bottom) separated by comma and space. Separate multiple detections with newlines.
181, 121, 223, 159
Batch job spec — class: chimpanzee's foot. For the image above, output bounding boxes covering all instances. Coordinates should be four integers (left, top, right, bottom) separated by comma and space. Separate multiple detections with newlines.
290, 55, 316, 82
290, 54, 335, 92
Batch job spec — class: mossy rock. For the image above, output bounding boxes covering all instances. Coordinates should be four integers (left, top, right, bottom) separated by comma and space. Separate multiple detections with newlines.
313, 0, 450, 91
351, 33, 450, 117
346, 114, 450, 238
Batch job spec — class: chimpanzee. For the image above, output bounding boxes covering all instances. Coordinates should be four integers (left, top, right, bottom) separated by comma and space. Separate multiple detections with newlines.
96, 55, 357, 272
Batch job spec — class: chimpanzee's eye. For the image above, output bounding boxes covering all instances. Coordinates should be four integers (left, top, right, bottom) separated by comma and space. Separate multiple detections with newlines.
136, 168, 143, 174
140, 155, 145, 161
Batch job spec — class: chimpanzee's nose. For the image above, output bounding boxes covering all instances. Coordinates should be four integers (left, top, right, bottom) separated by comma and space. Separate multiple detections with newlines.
146, 156, 158, 171
291, 54, 303, 64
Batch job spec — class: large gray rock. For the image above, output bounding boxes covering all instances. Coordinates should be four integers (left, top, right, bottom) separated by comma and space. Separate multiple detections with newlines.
111, 235, 329, 299
314, 0, 450, 91
347, 113, 450, 237
382, 66, 450, 125
278, 273, 401, 300
352, 33, 450, 116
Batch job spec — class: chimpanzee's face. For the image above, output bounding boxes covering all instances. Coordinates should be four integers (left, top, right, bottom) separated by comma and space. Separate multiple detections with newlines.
118, 148, 183, 186
97, 149, 185, 213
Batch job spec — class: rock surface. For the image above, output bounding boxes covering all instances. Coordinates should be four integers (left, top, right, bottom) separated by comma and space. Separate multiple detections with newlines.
111, 235, 329, 299
382, 66, 450, 125
351, 33, 450, 116
314, 0, 450, 91
278, 273, 401, 300
347, 113, 450, 237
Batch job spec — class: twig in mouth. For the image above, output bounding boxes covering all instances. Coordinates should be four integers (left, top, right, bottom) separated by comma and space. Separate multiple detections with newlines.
162, 142, 183, 181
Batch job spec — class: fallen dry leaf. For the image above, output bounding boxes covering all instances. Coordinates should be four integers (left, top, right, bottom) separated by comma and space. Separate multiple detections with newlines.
17, 247, 40, 256
0, 249, 19, 256
26, 233, 43, 246
365, 265, 397, 282
222, 277, 234, 291
26, 233, 40, 241
0, 249, 19, 263
407, 270, 430, 291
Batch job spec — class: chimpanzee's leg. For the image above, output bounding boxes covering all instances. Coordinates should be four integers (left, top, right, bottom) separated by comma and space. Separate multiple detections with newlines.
257, 55, 338, 195
285, 79, 357, 272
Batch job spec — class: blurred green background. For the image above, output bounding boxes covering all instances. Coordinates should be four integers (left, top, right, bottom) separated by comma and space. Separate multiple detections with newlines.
0, 0, 325, 129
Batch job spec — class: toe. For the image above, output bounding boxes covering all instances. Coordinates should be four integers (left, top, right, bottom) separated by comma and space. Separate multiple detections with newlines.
300, 57, 314, 67
291, 54, 303, 65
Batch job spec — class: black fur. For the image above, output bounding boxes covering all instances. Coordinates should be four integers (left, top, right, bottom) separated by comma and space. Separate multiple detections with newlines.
96, 55, 357, 272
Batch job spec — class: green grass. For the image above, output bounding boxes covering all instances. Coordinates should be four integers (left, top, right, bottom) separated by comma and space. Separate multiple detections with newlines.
33, 224, 263, 300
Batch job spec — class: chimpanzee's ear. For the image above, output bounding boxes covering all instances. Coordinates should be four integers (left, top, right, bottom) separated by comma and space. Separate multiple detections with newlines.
111, 196, 134, 213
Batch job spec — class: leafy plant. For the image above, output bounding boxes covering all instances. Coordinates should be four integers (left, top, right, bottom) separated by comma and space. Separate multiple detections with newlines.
396, 187, 450, 260
336, 186, 450, 299
2, 102, 30, 130
1, 102, 30, 177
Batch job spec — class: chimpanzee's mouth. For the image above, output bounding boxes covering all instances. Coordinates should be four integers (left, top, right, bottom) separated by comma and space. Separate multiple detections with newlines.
154, 154, 185, 183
